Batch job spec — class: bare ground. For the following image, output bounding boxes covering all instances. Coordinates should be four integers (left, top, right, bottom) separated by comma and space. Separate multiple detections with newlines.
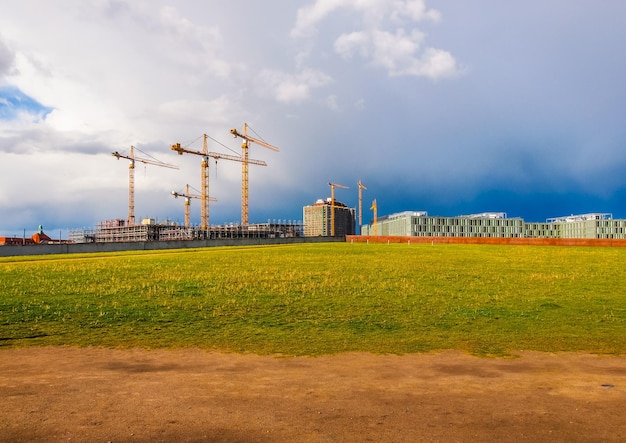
1, 347, 625, 442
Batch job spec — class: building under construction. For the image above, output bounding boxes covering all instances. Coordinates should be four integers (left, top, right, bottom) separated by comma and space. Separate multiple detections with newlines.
69, 218, 303, 243
303, 198, 356, 237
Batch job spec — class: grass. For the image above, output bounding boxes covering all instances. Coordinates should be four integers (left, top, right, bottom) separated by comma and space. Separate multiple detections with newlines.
1, 243, 625, 356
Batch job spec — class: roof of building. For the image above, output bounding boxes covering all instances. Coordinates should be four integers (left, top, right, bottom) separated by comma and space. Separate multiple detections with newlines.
547, 213, 613, 223
310, 198, 349, 208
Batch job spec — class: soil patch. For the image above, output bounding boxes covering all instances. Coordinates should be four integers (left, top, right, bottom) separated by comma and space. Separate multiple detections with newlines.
1, 348, 625, 442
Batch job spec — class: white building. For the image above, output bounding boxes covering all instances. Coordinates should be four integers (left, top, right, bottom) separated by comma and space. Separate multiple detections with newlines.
361, 211, 626, 239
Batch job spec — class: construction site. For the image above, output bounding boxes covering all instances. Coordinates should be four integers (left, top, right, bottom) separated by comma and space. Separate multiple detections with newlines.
68, 219, 302, 243
64, 124, 304, 244
6, 119, 626, 249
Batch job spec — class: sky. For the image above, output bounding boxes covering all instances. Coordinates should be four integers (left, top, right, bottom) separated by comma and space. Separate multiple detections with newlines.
1, 1, 626, 237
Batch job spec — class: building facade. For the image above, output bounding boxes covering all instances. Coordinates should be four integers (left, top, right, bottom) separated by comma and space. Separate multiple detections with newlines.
303, 198, 356, 237
548, 213, 626, 239
361, 212, 626, 239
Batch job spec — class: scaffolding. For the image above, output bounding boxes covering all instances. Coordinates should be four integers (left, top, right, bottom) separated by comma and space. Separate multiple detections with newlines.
69, 219, 303, 243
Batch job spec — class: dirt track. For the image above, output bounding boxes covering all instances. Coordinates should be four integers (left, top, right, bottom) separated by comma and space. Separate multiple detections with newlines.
1, 347, 625, 442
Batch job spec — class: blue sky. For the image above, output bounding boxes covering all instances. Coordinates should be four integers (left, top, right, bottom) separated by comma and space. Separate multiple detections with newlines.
0, 86, 52, 121
1, 1, 626, 236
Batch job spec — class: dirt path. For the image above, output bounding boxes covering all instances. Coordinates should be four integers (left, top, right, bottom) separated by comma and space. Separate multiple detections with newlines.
1, 347, 625, 442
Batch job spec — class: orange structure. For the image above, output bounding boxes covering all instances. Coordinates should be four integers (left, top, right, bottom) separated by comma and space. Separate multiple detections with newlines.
112, 146, 179, 225
327, 182, 349, 236
230, 123, 279, 226
171, 184, 217, 227
171, 134, 267, 229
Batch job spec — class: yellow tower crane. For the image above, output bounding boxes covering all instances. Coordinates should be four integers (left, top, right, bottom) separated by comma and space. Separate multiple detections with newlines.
370, 198, 378, 236
230, 123, 279, 226
112, 146, 179, 226
328, 182, 349, 236
357, 180, 367, 232
171, 134, 267, 229
171, 184, 217, 227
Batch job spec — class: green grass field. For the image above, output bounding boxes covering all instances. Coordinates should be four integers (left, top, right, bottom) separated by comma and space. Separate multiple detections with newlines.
1, 243, 625, 356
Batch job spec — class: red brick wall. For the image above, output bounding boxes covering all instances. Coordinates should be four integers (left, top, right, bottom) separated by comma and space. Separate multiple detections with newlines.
346, 235, 626, 248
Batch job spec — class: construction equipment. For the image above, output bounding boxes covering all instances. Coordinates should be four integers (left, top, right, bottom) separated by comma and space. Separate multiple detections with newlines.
357, 180, 367, 232
328, 182, 349, 236
171, 184, 217, 227
230, 123, 279, 226
171, 134, 267, 229
112, 146, 179, 226
370, 198, 378, 236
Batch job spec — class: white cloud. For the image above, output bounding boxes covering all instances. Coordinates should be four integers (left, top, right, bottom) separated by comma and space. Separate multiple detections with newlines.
370, 28, 423, 69
155, 5, 233, 79
334, 32, 370, 59
333, 28, 458, 79
257, 68, 333, 104
84, 0, 134, 19
150, 96, 237, 133
399, 47, 459, 79
290, 0, 345, 38
293, 0, 460, 79
277, 82, 311, 103
390, 0, 441, 23
0, 0, 259, 169
291, 0, 440, 38
79, 0, 230, 80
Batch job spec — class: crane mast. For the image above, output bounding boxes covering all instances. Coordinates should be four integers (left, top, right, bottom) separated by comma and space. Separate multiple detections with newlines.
171, 184, 216, 227
201, 152, 209, 228
230, 123, 279, 226
370, 198, 378, 236
328, 182, 349, 236
112, 146, 179, 226
171, 134, 267, 229
129, 147, 135, 225
170, 136, 212, 230
357, 180, 367, 232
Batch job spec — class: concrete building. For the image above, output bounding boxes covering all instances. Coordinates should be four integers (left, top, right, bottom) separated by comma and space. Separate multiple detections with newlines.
548, 213, 626, 239
303, 198, 356, 237
362, 212, 526, 238
361, 211, 626, 240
